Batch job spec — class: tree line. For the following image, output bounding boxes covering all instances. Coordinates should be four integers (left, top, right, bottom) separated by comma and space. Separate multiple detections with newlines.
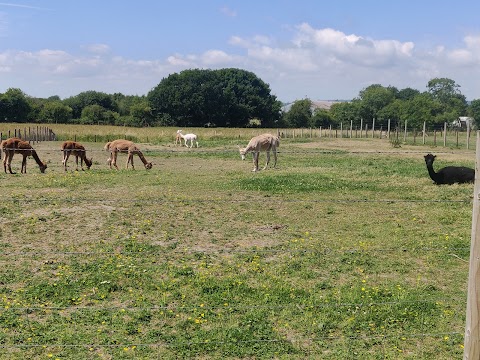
1, 68, 479, 130
287, 78, 480, 130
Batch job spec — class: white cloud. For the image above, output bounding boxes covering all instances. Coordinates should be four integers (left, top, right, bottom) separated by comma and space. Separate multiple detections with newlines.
220, 6, 237, 17
83, 44, 111, 55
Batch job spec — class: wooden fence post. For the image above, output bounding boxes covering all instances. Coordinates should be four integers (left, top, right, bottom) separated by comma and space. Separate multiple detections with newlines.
444, 122, 447, 147
464, 131, 480, 359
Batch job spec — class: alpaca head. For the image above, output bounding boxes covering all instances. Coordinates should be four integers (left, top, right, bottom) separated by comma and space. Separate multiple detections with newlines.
145, 162, 153, 170
424, 153, 436, 166
238, 146, 247, 160
40, 162, 47, 173
85, 157, 93, 169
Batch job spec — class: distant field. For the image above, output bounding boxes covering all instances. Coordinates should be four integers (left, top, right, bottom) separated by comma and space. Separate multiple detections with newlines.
0, 128, 476, 359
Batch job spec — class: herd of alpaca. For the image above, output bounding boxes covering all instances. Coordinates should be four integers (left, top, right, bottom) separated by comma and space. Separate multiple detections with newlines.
1, 133, 477, 185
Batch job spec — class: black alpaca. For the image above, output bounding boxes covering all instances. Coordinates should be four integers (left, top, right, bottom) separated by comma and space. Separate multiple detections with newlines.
424, 153, 475, 185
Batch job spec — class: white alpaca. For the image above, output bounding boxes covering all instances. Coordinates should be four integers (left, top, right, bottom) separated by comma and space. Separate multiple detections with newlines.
177, 130, 199, 148
238, 133, 279, 172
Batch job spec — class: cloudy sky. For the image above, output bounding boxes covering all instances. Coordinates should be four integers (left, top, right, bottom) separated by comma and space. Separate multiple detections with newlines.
1, 0, 480, 102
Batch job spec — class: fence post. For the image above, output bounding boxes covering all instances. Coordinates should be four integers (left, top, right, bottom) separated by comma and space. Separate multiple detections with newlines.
422, 122, 427, 145
404, 120, 408, 143
372, 118, 375, 138
387, 119, 391, 139
468, 122, 471, 150
464, 131, 480, 359
444, 122, 447, 147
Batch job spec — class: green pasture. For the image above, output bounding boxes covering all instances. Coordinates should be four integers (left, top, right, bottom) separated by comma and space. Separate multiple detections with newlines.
0, 128, 476, 359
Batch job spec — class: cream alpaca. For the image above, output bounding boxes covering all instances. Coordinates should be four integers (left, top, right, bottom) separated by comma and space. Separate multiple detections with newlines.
238, 133, 279, 172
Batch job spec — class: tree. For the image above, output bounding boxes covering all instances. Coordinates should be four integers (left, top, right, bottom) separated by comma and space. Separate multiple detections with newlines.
329, 101, 361, 126
311, 108, 334, 127
357, 84, 395, 122
469, 99, 480, 128
130, 101, 153, 127
400, 92, 442, 129
81, 104, 108, 124
283, 99, 312, 127
40, 101, 73, 123
0, 88, 32, 122
148, 68, 281, 127
63, 91, 118, 119
396, 87, 420, 101
427, 77, 467, 117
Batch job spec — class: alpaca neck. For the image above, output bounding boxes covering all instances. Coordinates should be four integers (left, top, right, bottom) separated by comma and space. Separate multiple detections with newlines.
137, 151, 149, 165
31, 150, 44, 168
426, 163, 440, 182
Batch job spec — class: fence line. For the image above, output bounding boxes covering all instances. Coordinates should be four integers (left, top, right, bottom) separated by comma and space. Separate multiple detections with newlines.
0, 330, 463, 349
0, 126, 57, 143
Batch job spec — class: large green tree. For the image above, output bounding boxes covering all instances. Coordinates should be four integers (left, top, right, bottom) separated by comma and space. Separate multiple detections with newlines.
147, 68, 281, 127
0, 88, 32, 122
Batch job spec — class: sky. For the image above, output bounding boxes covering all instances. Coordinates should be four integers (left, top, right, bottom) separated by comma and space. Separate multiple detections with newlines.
1, 0, 480, 102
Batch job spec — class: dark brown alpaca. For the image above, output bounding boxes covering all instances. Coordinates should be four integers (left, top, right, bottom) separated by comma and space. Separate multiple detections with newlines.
1, 137, 47, 174
424, 153, 474, 185
61, 141, 93, 171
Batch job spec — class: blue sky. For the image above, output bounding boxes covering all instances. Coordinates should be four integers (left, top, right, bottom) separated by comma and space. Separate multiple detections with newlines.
1, 0, 480, 102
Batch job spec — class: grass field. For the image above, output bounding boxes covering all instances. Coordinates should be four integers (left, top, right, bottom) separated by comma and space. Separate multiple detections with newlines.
0, 128, 477, 359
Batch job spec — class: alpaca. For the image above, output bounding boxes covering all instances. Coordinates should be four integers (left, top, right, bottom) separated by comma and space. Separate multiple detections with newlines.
424, 153, 474, 185
104, 139, 153, 170
174, 130, 183, 146
61, 141, 93, 171
177, 130, 199, 148
2, 137, 47, 174
238, 133, 280, 172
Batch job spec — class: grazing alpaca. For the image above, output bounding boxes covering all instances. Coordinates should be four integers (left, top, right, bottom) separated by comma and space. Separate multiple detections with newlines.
104, 139, 153, 170
238, 133, 280, 172
424, 153, 474, 185
61, 141, 93, 171
177, 130, 199, 148
2, 137, 47, 174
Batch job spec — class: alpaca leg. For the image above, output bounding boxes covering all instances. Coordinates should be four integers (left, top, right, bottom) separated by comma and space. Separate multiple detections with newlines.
21, 155, 27, 174
272, 149, 277, 168
130, 154, 135, 170
3, 153, 8, 173
75, 155, 79, 171
112, 152, 119, 170
263, 151, 270, 170
7, 152, 15, 174
63, 152, 70, 171
253, 152, 259, 172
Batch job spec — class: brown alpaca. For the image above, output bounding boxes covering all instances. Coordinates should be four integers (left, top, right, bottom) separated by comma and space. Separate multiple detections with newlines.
61, 141, 93, 171
104, 139, 153, 170
1, 137, 47, 174
174, 130, 183, 146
